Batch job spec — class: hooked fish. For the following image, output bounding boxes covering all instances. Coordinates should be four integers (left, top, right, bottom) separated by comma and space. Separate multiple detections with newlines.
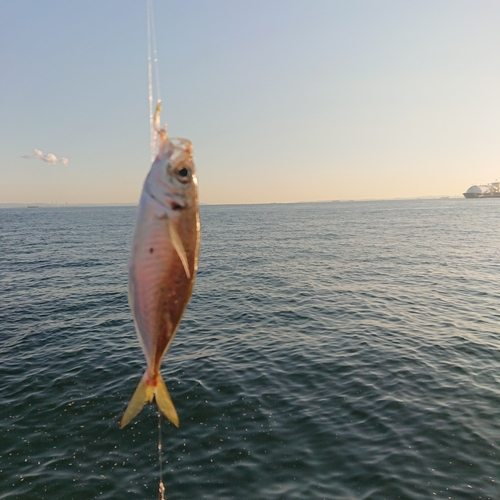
120, 106, 200, 429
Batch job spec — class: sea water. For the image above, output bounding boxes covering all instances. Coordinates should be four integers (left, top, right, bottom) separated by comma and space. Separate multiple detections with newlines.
0, 199, 499, 499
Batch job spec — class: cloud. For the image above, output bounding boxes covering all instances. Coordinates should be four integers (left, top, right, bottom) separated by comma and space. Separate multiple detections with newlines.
42, 153, 58, 165
22, 149, 69, 166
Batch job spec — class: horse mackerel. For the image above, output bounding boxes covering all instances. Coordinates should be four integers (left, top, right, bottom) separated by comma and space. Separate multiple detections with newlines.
120, 107, 200, 429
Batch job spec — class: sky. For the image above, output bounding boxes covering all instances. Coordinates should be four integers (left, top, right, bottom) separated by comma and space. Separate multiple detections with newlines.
1, 0, 500, 205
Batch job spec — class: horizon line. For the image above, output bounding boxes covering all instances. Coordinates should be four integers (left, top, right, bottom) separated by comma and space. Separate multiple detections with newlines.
0, 195, 464, 208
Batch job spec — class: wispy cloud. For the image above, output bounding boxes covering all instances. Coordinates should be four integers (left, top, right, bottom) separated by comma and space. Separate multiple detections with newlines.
22, 149, 69, 166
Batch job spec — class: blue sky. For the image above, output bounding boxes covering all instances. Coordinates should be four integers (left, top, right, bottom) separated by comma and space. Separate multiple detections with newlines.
1, 0, 500, 204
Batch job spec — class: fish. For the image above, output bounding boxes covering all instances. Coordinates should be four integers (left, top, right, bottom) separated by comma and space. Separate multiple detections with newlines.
120, 108, 200, 429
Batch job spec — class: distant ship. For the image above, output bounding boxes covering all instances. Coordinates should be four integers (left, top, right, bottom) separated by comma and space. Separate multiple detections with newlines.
463, 181, 500, 198
27, 205, 40, 208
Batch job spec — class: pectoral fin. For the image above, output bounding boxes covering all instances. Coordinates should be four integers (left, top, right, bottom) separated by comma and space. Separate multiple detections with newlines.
167, 218, 191, 279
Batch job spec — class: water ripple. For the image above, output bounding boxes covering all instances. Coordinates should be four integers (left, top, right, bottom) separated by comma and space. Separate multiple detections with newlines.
0, 201, 499, 499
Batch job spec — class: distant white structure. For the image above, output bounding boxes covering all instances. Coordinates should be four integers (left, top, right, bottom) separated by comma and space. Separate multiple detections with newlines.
463, 181, 500, 198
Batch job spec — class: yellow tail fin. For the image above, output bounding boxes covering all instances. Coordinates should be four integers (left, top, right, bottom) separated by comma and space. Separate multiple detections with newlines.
120, 371, 179, 429
155, 373, 180, 428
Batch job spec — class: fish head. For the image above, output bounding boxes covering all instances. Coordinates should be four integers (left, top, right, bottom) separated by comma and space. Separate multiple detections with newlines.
146, 130, 198, 217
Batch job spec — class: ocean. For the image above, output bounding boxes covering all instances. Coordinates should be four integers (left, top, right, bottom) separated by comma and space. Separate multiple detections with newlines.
0, 199, 499, 500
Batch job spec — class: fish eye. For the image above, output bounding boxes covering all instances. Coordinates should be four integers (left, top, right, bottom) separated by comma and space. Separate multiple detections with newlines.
175, 166, 192, 183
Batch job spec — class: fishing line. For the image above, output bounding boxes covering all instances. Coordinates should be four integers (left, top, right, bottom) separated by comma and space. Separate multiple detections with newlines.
158, 412, 166, 500
146, 0, 154, 162
150, 0, 161, 104
146, 0, 162, 163
148, 4, 167, 497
